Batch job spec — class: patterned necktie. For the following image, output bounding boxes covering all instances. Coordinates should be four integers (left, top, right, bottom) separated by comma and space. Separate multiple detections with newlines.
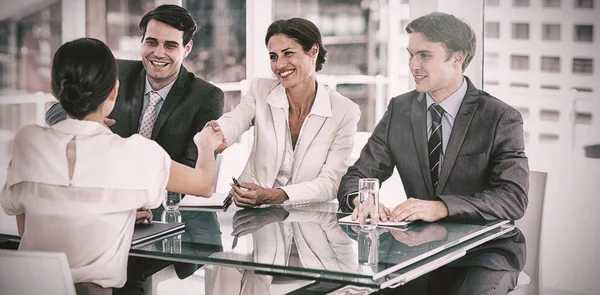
139, 91, 162, 138
428, 103, 445, 192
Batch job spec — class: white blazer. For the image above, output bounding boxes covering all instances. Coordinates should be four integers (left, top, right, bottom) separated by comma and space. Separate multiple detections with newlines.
217, 78, 360, 204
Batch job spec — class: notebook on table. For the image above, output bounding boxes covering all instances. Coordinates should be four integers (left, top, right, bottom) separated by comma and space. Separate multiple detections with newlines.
338, 214, 413, 229
132, 222, 186, 245
179, 192, 229, 211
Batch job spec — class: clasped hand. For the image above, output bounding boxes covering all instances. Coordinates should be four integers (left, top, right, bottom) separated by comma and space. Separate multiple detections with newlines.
231, 182, 288, 207
352, 198, 449, 223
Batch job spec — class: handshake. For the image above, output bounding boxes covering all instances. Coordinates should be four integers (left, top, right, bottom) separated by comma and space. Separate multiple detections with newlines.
194, 120, 228, 153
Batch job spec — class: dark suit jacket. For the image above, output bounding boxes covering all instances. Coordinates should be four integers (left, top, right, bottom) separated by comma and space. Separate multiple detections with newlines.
46, 60, 224, 168
110, 60, 224, 168
338, 76, 529, 272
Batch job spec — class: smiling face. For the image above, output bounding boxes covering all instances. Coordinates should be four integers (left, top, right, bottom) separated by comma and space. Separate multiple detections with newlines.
267, 33, 317, 90
407, 32, 464, 102
141, 19, 192, 90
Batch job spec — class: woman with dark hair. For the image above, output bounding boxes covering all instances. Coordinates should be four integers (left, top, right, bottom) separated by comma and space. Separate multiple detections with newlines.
1, 38, 222, 293
206, 18, 360, 207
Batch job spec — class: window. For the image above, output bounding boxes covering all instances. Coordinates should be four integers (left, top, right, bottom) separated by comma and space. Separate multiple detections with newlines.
575, 112, 593, 124
542, 24, 561, 40
510, 82, 529, 87
574, 25, 594, 42
485, 80, 500, 85
540, 109, 560, 121
575, 0, 594, 8
543, 0, 561, 7
485, 22, 500, 38
486, 0, 500, 6
541, 56, 561, 72
572, 86, 593, 92
540, 133, 560, 143
541, 84, 561, 90
512, 23, 530, 39
573, 58, 594, 74
485, 52, 500, 70
513, 0, 530, 6
511, 55, 530, 70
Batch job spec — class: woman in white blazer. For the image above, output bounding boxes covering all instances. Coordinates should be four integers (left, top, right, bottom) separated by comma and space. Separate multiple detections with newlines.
207, 18, 361, 206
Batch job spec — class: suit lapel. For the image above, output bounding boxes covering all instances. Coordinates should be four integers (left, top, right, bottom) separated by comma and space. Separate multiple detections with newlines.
410, 93, 434, 199
292, 115, 326, 178
436, 80, 480, 195
267, 87, 287, 188
129, 69, 146, 135
151, 66, 188, 139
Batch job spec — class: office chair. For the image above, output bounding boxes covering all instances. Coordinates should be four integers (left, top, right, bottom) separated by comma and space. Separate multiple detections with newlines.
508, 171, 548, 295
0, 249, 77, 295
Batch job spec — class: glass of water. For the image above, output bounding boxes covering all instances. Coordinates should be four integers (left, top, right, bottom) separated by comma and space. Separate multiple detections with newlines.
357, 228, 379, 268
358, 178, 380, 229
162, 191, 181, 211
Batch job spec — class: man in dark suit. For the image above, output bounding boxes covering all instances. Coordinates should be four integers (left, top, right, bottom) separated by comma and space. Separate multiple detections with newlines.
46, 5, 224, 295
46, 5, 224, 169
338, 12, 529, 295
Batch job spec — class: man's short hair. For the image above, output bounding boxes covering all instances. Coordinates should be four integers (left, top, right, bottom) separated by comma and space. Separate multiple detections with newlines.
139, 4, 197, 46
406, 12, 476, 72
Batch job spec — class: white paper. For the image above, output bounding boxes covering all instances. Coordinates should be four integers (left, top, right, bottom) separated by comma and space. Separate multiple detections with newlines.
338, 214, 411, 228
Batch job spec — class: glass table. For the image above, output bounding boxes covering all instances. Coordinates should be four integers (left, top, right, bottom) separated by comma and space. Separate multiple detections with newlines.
128, 203, 516, 290
0, 203, 517, 292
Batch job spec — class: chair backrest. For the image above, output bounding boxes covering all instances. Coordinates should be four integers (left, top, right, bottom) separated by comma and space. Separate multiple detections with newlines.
0, 249, 77, 295
515, 171, 548, 295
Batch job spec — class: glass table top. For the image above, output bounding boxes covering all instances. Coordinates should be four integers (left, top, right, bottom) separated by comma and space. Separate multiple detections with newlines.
128, 203, 512, 287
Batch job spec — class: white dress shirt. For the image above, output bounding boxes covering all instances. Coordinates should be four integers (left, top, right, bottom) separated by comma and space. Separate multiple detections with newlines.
1, 118, 171, 288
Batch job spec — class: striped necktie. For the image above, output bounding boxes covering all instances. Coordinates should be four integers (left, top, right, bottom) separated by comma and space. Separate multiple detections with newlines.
139, 91, 162, 138
428, 103, 445, 192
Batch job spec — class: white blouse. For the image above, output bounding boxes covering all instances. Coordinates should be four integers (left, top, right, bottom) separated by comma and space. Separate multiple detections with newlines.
1, 118, 171, 288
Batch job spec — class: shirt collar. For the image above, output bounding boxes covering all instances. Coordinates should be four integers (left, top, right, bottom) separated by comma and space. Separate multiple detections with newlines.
426, 76, 467, 119
52, 117, 113, 136
144, 77, 176, 100
266, 82, 332, 118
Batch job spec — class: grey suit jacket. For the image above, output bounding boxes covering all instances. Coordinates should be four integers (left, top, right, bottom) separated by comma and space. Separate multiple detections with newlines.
46, 60, 224, 168
338, 76, 529, 272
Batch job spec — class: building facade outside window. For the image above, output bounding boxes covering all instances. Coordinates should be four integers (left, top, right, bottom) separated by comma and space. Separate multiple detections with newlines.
572, 58, 594, 74
542, 0, 561, 7
575, 0, 595, 8
513, 0, 530, 7
511, 54, 530, 70
542, 23, 561, 41
574, 24, 594, 42
512, 23, 530, 39
541, 56, 561, 72
485, 22, 500, 38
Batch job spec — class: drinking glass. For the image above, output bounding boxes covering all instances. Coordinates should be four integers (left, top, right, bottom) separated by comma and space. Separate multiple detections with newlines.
357, 228, 379, 267
358, 178, 380, 229
162, 191, 181, 211
161, 209, 182, 223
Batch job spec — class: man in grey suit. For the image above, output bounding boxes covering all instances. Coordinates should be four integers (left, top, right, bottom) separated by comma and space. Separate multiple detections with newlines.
338, 12, 529, 294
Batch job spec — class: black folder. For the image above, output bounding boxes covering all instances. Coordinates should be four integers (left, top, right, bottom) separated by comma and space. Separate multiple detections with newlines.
132, 222, 186, 245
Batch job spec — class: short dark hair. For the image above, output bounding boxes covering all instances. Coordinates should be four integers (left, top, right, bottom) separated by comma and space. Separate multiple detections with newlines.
139, 4, 197, 46
265, 18, 327, 72
51, 38, 118, 120
405, 12, 476, 72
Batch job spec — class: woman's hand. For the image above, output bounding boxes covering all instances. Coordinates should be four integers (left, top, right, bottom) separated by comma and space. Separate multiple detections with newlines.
231, 182, 289, 207
194, 123, 224, 151
204, 120, 228, 153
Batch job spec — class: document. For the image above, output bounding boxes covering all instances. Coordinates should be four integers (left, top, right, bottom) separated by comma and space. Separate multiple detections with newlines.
132, 222, 185, 245
179, 192, 228, 210
338, 214, 412, 229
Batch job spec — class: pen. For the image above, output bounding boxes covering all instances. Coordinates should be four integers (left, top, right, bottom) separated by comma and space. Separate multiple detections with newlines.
231, 235, 238, 250
223, 190, 233, 212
